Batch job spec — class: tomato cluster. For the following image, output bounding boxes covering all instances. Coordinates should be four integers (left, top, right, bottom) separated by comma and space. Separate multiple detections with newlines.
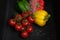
9, 11, 34, 38
8, 0, 44, 39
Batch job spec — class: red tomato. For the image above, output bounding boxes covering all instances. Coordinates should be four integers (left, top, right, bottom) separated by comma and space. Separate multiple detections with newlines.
15, 14, 22, 21
27, 16, 34, 23
25, 11, 32, 14
9, 19, 16, 26
21, 11, 31, 17
21, 31, 28, 38
21, 19, 30, 26
21, 13, 28, 17
15, 24, 23, 31
27, 26, 33, 33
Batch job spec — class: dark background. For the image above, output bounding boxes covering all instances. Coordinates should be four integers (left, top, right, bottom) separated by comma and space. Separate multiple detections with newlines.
0, 0, 58, 40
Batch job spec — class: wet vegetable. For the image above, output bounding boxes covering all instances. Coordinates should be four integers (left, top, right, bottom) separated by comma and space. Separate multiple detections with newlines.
34, 10, 51, 26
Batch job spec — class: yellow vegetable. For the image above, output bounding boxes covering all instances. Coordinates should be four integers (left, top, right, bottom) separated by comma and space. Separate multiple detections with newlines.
34, 10, 51, 27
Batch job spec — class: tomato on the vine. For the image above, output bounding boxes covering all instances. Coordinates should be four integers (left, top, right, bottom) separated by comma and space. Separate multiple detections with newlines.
15, 14, 22, 21
21, 13, 28, 17
15, 24, 23, 31
21, 19, 30, 26
27, 16, 34, 23
21, 11, 31, 17
27, 26, 33, 33
9, 19, 16, 26
25, 11, 32, 14
21, 31, 29, 38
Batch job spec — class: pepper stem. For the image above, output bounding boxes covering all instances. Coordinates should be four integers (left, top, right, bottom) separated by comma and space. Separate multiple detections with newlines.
44, 14, 51, 21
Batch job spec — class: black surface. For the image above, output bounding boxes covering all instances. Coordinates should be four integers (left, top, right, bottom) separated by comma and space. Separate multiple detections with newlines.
0, 0, 57, 40
0, 0, 7, 40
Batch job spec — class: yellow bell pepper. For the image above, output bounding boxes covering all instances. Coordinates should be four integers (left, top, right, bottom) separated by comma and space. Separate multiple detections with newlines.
34, 10, 51, 27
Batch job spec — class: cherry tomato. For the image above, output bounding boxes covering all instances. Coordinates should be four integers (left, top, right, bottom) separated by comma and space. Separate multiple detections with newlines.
15, 24, 23, 31
15, 14, 22, 21
25, 11, 32, 14
9, 19, 16, 26
21, 31, 29, 38
27, 26, 33, 33
21, 13, 28, 17
27, 16, 34, 23
21, 19, 30, 26
21, 11, 31, 17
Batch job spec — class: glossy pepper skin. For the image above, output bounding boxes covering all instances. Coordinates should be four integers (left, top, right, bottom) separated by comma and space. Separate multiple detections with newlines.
17, 1, 27, 12
22, 0, 30, 10
17, 0, 30, 12
34, 10, 51, 27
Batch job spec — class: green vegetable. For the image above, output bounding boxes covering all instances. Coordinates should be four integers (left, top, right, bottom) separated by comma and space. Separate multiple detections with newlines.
17, 1, 27, 12
22, 0, 30, 10
17, 0, 30, 12
22, 0, 30, 6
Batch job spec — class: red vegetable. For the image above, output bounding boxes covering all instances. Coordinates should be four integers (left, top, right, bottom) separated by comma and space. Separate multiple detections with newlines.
9, 19, 16, 26
30, 0, 38, 12
25, 11, 31, 14
39, 0, 44, 6
40, 6, 44, 10
38, 0, 44, 10
27, 26, 33, 33
21, 19, 30, 26
21, 11, 31, 17
15, 24, 23, 31
21, 13, 27, 17
30, 0, 44, 12
21, 31, 29, 38
27, 16, 34, 23
36, 6, 44, 11
15, 14, 22, 21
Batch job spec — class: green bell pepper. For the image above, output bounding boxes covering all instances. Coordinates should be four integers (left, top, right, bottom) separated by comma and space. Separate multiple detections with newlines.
17, 1, 27, 12
22, 0, 30, 10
